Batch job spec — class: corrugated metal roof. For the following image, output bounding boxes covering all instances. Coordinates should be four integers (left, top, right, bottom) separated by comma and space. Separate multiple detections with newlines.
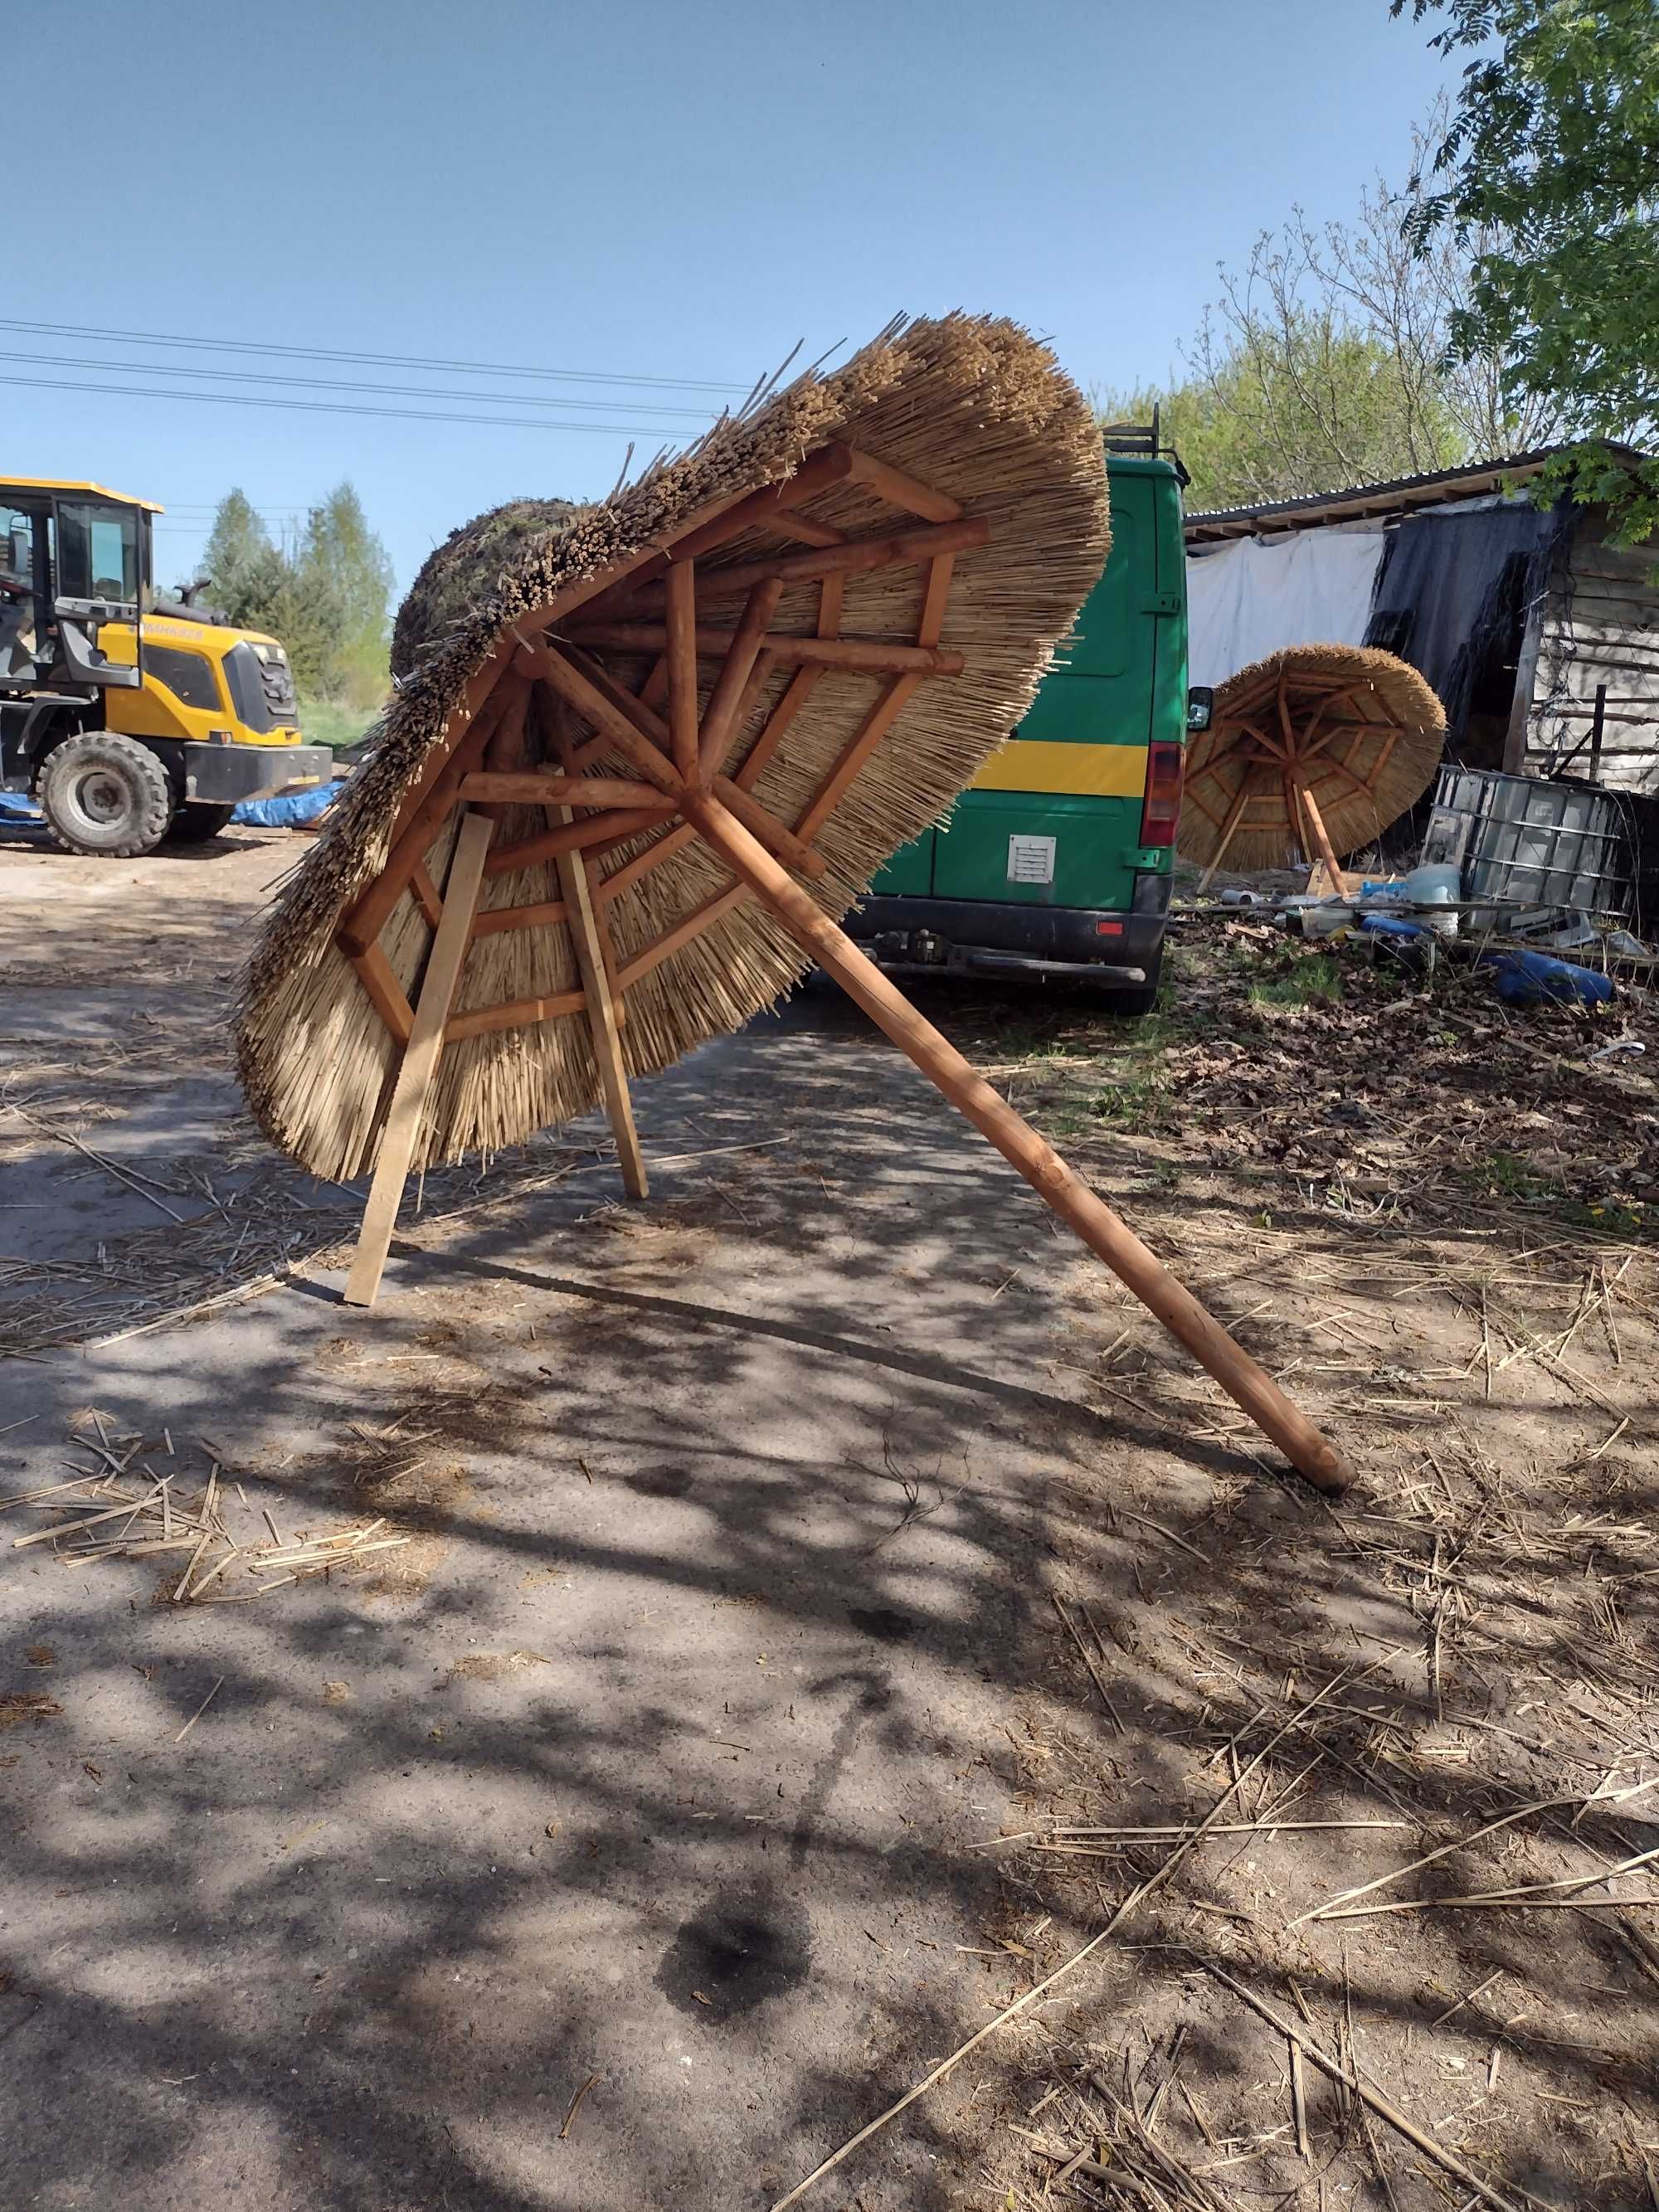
1184, 444, 1647, 544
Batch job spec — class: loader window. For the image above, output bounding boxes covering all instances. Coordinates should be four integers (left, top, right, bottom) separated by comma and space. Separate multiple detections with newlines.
56, 501, 140, 606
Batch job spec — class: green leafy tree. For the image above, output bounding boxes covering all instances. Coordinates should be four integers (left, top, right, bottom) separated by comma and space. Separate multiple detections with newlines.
1397, 0, 1659, 540
201, 489, 287, 630
1106, 112, 1553, 509
198, 482, 392, 704
295, 482, 395, 706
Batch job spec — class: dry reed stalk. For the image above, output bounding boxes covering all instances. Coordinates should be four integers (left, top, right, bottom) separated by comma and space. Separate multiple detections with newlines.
237, 315, 1110, 1179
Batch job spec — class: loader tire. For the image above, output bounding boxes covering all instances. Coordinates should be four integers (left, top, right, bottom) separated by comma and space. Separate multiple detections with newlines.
36, 733, 173, 858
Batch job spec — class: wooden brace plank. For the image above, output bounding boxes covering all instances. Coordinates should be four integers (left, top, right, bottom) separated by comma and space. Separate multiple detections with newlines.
338, 673, 527, 956
343, 809, 496, 1308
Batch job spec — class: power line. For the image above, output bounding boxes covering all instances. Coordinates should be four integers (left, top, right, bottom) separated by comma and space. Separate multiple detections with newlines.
0, 316, 748, 396
0, 371, 697, 438
0, 348, 715, 421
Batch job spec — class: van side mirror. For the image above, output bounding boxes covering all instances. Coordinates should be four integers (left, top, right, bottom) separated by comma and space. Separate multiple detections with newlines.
1186, 686, 1214, 732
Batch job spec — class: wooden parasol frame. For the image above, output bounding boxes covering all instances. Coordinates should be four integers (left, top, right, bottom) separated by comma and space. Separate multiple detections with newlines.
1185, 652, 1438, 893
333, 437, 1351, 1495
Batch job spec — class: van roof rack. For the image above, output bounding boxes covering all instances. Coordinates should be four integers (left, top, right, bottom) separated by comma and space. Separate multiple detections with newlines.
1099, 405, 1190, 485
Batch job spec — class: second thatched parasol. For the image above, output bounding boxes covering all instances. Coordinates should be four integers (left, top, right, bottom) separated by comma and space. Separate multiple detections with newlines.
1180, 644, 1447, 888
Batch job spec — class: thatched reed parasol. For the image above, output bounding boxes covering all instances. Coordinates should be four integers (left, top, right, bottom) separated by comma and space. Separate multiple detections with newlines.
236, 313, 1350, 1493
1180, 644, 1446, 887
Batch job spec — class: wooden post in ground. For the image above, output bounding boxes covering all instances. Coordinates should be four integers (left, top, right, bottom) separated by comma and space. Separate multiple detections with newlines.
680, 789, 1353, 1495
552, 810, 648, 1200
343, 809, 496, 1308
1197, 780, 1254, 894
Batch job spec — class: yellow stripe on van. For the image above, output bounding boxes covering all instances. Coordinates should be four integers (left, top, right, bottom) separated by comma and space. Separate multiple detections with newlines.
970, 740, 1150, 798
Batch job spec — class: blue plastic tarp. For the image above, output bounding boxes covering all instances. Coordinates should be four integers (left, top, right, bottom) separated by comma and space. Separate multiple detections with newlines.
231, 782, 338, 829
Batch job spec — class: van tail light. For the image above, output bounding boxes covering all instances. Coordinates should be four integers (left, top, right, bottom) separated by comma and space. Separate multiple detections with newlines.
1141, 740, 1185, 848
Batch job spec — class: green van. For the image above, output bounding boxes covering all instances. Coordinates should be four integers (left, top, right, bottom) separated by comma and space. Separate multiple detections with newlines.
847, 434, 1194, 1014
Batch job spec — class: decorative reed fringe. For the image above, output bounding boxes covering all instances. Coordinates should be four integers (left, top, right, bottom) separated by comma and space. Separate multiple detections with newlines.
236, 313, 1110, 1181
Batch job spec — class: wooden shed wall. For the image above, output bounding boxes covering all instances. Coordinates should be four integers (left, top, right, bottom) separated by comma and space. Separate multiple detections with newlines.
1525, 512, 1659, 794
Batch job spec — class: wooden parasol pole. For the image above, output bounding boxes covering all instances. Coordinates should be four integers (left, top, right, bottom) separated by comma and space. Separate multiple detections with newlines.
680, 791, 1352, 1495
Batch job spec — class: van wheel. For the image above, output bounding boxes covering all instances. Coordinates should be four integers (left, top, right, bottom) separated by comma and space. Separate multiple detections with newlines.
166, 801, 237, 844
36, 733, 173, 858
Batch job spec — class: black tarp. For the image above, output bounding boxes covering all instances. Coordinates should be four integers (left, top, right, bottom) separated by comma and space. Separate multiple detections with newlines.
1364, 500, 1570, 746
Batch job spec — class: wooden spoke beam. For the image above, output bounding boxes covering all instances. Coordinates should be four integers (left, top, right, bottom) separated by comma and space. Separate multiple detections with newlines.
795, 676, 920, 842
562, 623, 963, 676
698, 578, 785, 780
484, 805, 677, 879
664, 558, 700, 781
679, 789, 1351, 1495
616, 880, 751, 990
459, 772, 669, 809
842, 449, 961, 523
471, 895, 569, 941
348, 945, 414, 1044
445, 985, 586, 1044
621, 516, 988, 610
709, 775, 825, 879
343, 809, 496, 1308
524, 643, 684, 795
409, 861, 443, 931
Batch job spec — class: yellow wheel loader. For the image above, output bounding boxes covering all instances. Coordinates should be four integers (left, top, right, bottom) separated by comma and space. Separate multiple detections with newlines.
0, 478, 332, 856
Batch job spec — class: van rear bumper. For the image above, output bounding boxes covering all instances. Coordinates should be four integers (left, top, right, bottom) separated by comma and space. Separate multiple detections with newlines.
845, 895, 1165, 986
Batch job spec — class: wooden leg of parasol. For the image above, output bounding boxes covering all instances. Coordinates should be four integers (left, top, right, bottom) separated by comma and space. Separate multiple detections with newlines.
1295, 778, 1346, 891
1196, 782, 1253, 894
681, 791, 1352, 1495
343, 809, 496, 1310
552, 812, 648, 1201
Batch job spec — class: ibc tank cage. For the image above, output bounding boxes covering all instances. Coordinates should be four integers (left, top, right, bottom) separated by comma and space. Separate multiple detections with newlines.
1420, 766, 1659, 931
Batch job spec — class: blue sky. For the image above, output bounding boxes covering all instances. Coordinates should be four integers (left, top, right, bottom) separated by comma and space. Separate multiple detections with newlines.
20, 1, 1454, 597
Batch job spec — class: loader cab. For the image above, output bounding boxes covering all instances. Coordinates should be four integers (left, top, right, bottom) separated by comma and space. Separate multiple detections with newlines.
0, 478, 154, 696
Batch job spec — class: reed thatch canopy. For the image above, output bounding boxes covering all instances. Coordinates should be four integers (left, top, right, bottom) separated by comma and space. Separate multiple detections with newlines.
1179, 644, 1447, 878
237, 314, 1111, 1184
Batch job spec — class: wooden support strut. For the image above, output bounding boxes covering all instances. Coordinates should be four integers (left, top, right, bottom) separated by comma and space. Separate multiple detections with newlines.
343, 809, 496, 1308
1294, 779, 1346, 886
552, 809, 647, 1199
678, 790, 1353, 1495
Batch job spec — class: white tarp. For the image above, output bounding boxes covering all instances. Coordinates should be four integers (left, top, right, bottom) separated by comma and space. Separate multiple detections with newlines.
1186, 527, 1389, 690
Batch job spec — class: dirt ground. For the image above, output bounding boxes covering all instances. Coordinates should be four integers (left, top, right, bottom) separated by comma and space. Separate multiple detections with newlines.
1, 819, 1656, 2210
